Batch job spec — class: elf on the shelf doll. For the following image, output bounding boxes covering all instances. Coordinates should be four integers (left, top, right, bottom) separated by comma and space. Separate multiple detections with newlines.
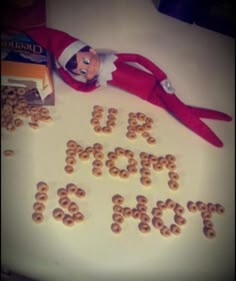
26, 27, 232, 148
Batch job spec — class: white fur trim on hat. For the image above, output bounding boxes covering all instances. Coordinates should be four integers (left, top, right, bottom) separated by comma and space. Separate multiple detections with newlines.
58, 40, 88, 68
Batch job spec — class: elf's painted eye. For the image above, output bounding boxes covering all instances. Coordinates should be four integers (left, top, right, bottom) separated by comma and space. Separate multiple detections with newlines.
83, 58, 90, 65
80, 69, 87, 75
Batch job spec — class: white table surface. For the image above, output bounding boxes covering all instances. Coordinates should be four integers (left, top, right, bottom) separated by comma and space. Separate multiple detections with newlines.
1, 1, 235, 281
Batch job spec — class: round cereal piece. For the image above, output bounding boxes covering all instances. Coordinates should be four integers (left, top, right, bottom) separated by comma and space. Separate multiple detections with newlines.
92, 111, 103, 119
65, 149, 77, 157
17, 87, 26, 95
126, 131, 137, 140
170, 224, 181, 235
174, 215, 186, 226
128, 112, 137, 118
92, 159, 103, 168
165, 154, 176, 162
187, 201, 198, 212
79, 151, 90, 160
85, 146, 95, 154
135, 125, 144, 133
136, 195, 148, 205
151, 207, 163, 217
153, 163, 164, 171
75, 188, 86, 198
68, 202, 80, 214
14, 118, 24, 127
140, 213, 150, 223
28, 122, 39, 129
215, 203, 225, 214
142, 123, 152, 130
140, 160, 151, 168
63, 214, 74, 227
39, 107, 50, 116
160, 226, 171, 237
108, 108, 118, 115
93, 125, 103, 133
102, 126, 112, 133
66, 183, 78, 194
36, 181, 49, 193
114, 147, 125, 155
113, 204, 123, 213
140, 176, 151, 186
59, 197, 71, 209
138, 222, 151, 233
166, 162, 176, 171
203, 227, 216, 239
136, 203, 147, 212
174, 204, 185, 215
107, 114, 117, 121
122, 207, 132, 217
112, 194, 124, 205
152, 217, 164, 229
3, 149, 14, 157
119, 169, 130, 179
111, 222, 121, 233
73, 211, 84, 222
203, 219, 214, 229
168, 171, 180, 181
109, 167, 120, 177
92, 167, 103, 176
52, 208, 65, 221
168, 180, 179, 190
93, 143, 103, 151
136, 112, 147, 121
127, 165, 138, 174
125, 149, 134, 158
106, 120, 116, 127
112, 213, 124, 224
141, 131, 150, 139
32, 212, 44, 223
33, 202, 45, 212
105, 159, 115, 168
132, 208, 141, 219
57, 188, 68, 197
156, 201, 167, 210
201, 211, 212, 220
196, 201, 208, 212
93, 105, 104, 112
147, 136, 156, 144
145, 117, 154, 124
107, 152, 117, 160
35, 192, 48, 202
93, 151, 104, 160
128, 118, 138, 126
66, 140, 78, 150
127, 125, 136, 132
207, 203, 216, 213
65, 156, 76, 165
76, 145, 84, 154
140, 152, 149, 160
165, 198, 176, 209
157, 157, 167, 165
128, 158, 138, 166
64, 165, 74, 174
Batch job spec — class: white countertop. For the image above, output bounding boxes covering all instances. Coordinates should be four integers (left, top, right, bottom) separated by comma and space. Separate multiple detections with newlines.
1, 1, 235, 281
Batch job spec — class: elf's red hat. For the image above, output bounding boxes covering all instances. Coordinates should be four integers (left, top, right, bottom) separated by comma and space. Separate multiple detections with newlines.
26, 26, 89, 68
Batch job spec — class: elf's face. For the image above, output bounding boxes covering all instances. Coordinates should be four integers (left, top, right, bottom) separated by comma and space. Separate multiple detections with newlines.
74, 49, 100, 80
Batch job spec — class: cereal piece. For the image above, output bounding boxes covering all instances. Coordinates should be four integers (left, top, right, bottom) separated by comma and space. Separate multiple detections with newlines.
140, 176, 151, 186
168, 171, 180, 181
122, 207, 132, 217
113, 205, 123, 213
102, 126, 112, 133
128, 112, 137, 118
92, 160, 103, 168
152, 217, 164, 229
76, 146, 84, 154
3, 149, 14, 157
147, 136, 156, 144
73, 212, 84, 222
153, 163, 164, 171
85, 146, 95, 154
36, 181, 49, 193
160, 226, 171, 237
92, 167, 103, 176
14, 118, 23, 127
203, 219, 214, 229
140, 160, 151, 168
166, 162, 176, 171
174, 215, 186, 226
187, 201, 198, 212
35, 192, 48, 202
65, 156, 77, 165
93, 105, 104, 112
105, 160, 115, 168
168, 180, 179, 190
75, 188, 86, 198
93, 143, 103, 151
93, 125, 103, 133
119, 169, 129, 179
174, 204, 185, 215
109, 167, 120, 177
32, 212, 44, 223
65, 149, 77, 157
201, 211, 212, 220
138, 222, 151, 233
114, 147, 125, 155
215, 203, 225, 214
66, 140, 78, 149
52, 208, 65, 221
141, 131, 150, 138
59, 197, 71, 209
170, 224, 181, 235
132, 208, 140, 219
126, 131, 137, 139
112, 213, 124, 224
136, 195, 148, 205
128, 158, 138, 166
165, 198, 176, 209
107, 152, 117, 160
66, 183, 78, 194
93, 151, 104, 160
79, 151, 90, 160
64, 165, 74, 174
33, 202, 45, 212
68, 202, 80, 214
111, 222, 121, 233
207, 203, 216, 213
62, 215, 74, 227
135, 125, 144, 133
112, 194, 124, 205
196, 201, 208, 212
151, 207, 163, 217
165, 154, 176, 162
28, 122, 39, 129
125, 149, 134, 158
127, 165, 138, 174
108, 108, 118, 115
57, 188, 68, 197
203, 227, 216, 239
92, 111, 103, 119
136, 203, 147, 212
140, 213, 150, 223
140, 167, 151, 177
156, 201, 167, 210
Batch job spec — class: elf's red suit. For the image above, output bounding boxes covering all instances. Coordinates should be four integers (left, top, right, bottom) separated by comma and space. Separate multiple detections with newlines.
26, 27, 232, 148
